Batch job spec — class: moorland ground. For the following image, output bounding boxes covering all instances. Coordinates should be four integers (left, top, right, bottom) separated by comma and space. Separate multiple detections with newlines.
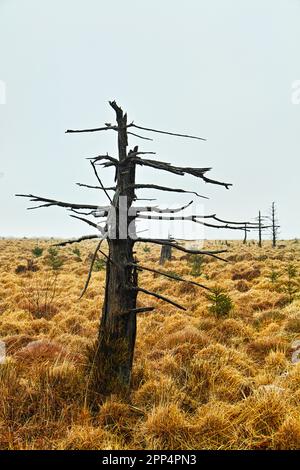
0, 238, 300, 450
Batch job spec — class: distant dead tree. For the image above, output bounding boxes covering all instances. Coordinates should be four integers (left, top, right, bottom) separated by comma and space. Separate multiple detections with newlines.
258, 211, 263, 247
243, 223, 248, 244
17, 101, 255, 398
253, 210, 271, 247
269, 201, 280, 248
159, 234, 173, 264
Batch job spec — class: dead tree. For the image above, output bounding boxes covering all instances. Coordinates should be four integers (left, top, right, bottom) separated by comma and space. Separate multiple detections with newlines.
17, 101, 254, 398
160, 244, 172, 264
270, 202, 280, 248
159, 234, 173, 264
253, 211, 270, 247
258, 211, 262, 247
243, 223, 248, 244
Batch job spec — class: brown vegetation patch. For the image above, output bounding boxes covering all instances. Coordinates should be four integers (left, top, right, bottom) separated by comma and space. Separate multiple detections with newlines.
13, 340, 77, 364
232, 267, 261, 281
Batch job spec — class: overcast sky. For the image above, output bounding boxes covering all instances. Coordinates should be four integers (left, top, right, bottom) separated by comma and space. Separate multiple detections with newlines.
0, 0, 299, 240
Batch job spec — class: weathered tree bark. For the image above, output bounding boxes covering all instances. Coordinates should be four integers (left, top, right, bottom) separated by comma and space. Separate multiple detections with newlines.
90, 102, 138, 397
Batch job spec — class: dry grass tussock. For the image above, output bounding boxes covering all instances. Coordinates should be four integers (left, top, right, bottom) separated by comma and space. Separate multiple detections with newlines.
0, 238, 300, 449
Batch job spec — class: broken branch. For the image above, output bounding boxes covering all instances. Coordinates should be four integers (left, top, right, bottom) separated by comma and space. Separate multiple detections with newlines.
129, 123, 206, 141
134, 286, 186, 311
54, 235, 101, 247
15, 194, 99, 211
129, 263, 211, 291
135, 238, 228, 262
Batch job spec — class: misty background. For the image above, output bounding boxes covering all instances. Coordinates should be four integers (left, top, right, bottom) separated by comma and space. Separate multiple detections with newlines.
0, 0, 299, 240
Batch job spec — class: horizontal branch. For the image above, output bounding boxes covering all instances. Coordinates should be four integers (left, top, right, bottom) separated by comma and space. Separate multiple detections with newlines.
134, 198, 157, 202
15, 194, 99, 211
69, 208, 98, 216
54, 235, 101, 247
134, 286, 186, 311
127, 131, 153, 141
65, 125, 117, 134
129, 123, 206, 141
135, 238, 228, 262
76, 183, 108, 191
129, 184, 208, 199
136, 214, 249, 230
129, 263, 211, 291
125, 307, 156, 314
129, 156, 211, 177
75, 183, 208, 200
126, 156, 232, 189
249, 226, 274, 231
69, 208, 109, 218
128, 151, 157, 157
134, 200, 193, 214
212, 216, 259, 226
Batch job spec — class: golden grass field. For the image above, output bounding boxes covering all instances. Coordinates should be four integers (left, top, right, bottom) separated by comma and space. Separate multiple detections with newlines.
0, 238, 300, 450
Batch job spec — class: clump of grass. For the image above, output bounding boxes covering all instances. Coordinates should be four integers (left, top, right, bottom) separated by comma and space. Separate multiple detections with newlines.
56, 425, 123, 450
273, 417, 300, 450
140, 404, 192, 450
232, 267, 261, 281
72, 247, 82, 261
15, 259, 39, 274
284, 313, 300, 333
14, 340, 70, 364
20, 273, 59, 319
206, 287, 233, 317
133, 377, 181, 410
246, 336, 286, 361
235, 389, 289, 448
264, 351, 288, 375
253, 309, 284, 328
281, 264, 299, 303
235, 280, 250, 292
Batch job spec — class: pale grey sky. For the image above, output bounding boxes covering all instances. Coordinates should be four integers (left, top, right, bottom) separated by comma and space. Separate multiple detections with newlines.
0, 0, 299, 239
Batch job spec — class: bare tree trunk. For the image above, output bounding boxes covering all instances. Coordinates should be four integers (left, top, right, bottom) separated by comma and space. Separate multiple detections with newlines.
243, 223, 247, 244
271, 202, 277, 248
89, 103, 138, 398
258, 211, 262, 248
159, 243, 172, 265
